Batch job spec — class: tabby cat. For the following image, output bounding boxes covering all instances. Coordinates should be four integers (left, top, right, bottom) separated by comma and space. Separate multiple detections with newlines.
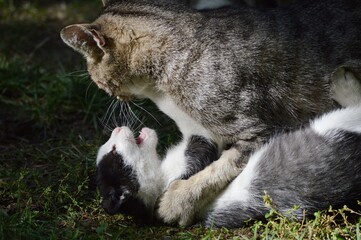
61, 0, 361, 225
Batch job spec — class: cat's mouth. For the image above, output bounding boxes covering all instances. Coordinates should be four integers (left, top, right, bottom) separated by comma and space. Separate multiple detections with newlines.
136, 128, 148, 145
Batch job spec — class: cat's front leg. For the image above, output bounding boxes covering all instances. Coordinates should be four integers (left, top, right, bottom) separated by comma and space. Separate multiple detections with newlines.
156, 142, 252, 226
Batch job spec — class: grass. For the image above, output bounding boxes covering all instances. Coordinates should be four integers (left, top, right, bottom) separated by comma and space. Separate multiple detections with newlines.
1, 1, 361, 239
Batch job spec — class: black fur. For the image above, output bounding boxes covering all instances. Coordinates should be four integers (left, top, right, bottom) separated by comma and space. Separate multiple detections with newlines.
97, 135, 218, 223
96, 148, 148, 220
181, 135, 219, 180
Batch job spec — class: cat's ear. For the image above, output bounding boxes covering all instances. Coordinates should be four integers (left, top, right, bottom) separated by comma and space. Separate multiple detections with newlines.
60, 24, 106, 60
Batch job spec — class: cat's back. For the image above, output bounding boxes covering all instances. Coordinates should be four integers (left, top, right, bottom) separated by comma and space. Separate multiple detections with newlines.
199, 0, 361, 49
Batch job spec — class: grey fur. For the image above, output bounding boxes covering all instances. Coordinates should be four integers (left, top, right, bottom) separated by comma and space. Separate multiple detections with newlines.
96, 107, 361, 228
181, 135, 219, 180
206, 129, 361, 227
61, 0, 361, 226
61, 0, 361, 145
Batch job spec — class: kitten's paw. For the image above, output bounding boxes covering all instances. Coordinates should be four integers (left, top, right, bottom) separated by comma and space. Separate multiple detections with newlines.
156, 179, 196, 226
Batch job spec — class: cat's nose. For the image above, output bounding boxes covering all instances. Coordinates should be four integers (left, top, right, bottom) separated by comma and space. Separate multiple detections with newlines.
114, 127, 122, 133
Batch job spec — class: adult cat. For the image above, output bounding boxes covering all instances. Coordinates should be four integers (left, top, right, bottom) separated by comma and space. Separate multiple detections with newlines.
60, 0, 361, 225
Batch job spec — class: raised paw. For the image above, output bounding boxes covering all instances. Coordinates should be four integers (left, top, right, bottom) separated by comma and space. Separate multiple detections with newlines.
155, 179, 197, 226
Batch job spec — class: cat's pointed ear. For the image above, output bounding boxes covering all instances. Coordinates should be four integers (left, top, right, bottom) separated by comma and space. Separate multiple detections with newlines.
60, 24, 106, 59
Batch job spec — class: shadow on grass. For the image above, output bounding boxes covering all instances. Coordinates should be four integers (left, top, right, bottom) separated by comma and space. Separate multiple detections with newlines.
0, 1, 181, 238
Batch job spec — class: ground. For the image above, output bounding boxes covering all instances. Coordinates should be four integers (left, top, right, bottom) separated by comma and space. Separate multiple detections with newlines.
0, 0, 360, 239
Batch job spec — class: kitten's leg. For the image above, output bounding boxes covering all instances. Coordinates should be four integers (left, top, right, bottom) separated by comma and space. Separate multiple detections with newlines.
331, 68, 361, 107
156, 140, 257, 226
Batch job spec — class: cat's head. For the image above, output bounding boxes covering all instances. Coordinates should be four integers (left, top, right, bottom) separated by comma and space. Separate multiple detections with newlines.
60, 0, 191, 101
96, 127, 159, 222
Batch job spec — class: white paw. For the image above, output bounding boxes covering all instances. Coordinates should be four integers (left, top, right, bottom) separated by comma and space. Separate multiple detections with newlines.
156, 179, 196, 226
332, 68, 361, 107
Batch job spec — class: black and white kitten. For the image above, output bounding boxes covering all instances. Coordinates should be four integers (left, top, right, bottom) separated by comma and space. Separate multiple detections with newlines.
96, 128, 219, 222
96, 105, 361, 227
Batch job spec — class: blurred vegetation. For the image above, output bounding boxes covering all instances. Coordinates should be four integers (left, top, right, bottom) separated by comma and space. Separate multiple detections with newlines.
0, 0, 360, 239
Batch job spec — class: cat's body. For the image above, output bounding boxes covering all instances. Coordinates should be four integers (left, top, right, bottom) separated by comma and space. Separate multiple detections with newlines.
61, 0, 361, 225
61, 0, 361, 144
96, 105, 361, 228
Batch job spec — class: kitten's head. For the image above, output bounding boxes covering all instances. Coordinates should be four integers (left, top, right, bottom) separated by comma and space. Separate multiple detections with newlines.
96, 127, 159, 222
60, 0, 190, 101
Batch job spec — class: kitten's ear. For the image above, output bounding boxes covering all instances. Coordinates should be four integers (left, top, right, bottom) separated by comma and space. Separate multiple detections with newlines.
60, 24, 106, 59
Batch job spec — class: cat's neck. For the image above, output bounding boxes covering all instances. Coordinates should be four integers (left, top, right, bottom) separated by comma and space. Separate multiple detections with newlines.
130, 83, 215, 140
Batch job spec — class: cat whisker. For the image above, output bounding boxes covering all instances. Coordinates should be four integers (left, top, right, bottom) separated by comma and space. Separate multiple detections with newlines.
119, 101, 130, 127
85, 81, 96, 101
110, 100, 121, 128
100, 99, 118, 132
131, 101, 162, 127
118, 100, 134, 129
63, 69, 88, 78
126, 102, 146, 131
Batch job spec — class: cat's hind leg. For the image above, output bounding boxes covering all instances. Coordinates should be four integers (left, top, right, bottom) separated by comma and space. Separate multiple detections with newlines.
331, 68, 361, 107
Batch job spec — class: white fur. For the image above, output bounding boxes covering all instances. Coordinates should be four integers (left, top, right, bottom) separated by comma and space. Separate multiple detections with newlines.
97, 127, 164, 208
331, 68, 361, 107
129, 83, 222, 146
161, 139, 190, 187
152, 95, 213, 138
211, 105, 361, 216
311, 106, 361, 135
211, 147, 266, 210
96, 127, 122, 164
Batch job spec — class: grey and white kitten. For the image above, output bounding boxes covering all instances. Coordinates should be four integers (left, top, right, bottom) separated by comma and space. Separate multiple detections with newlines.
61, 0, 361, 225
96, 104, 361, 228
